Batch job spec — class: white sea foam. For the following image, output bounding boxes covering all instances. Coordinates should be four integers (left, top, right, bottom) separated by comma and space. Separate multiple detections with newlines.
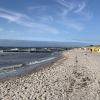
0, 57, 57, 71
27, 57, 57, 65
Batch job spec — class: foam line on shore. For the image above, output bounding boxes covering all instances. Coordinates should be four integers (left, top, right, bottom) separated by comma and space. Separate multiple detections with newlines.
0, 57, 57, 72
27, 57, 57, 65
0, 55, 60, 80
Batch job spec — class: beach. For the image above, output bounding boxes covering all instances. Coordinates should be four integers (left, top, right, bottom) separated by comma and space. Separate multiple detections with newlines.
0, 49, 100, 100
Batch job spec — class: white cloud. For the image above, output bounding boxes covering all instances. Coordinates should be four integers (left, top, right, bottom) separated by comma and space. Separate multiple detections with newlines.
56, 0, 92, 31
0, 13, 19, 22
0, 8, 60, 34
74, 2, 86, 13
27, 5, 54, 24
26, 0, 92, 32
27, 6, 46, 11
56, 0, 87, 15
57, 0, 75, 16
0, 0, 92, 34
57, 0, 74, 10
0, 8, 30, 22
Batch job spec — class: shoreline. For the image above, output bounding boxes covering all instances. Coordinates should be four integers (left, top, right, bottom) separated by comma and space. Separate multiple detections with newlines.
1, 49, 100, 100
0, 52, 62, 81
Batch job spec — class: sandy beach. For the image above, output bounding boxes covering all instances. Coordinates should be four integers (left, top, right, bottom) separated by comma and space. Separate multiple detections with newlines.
0, 49, 100, 100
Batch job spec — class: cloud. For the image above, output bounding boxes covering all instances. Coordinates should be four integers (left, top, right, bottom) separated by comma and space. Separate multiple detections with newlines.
0, 8, 30, 22
0, 0, 92, 34
56, 0, 87, 15
56, 0, 74, 16
74, 2, 86, 13
0, 8, 59, 34
27, 5, 46, 11
57, 0, 74, 10
56, 0, 92, 31
27, 5, 54, 24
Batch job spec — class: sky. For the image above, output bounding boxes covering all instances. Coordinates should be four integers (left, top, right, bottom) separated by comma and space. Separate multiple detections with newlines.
0, 0, 100, 44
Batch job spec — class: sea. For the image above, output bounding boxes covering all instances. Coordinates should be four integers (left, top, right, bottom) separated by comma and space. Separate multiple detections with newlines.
0, 52, 59, 79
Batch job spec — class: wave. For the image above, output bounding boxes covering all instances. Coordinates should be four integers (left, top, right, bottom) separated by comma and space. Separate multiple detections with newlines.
0, 57, 57, 72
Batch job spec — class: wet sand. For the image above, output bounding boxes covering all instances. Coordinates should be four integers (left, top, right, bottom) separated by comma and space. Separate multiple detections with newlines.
0, 49, 100, 100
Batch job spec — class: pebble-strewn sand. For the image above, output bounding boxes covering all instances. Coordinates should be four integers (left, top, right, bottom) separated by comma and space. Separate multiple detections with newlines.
0, 49, 100, 100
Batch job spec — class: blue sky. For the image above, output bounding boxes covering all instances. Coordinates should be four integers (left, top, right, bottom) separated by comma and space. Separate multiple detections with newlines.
0, 0, 99, 44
